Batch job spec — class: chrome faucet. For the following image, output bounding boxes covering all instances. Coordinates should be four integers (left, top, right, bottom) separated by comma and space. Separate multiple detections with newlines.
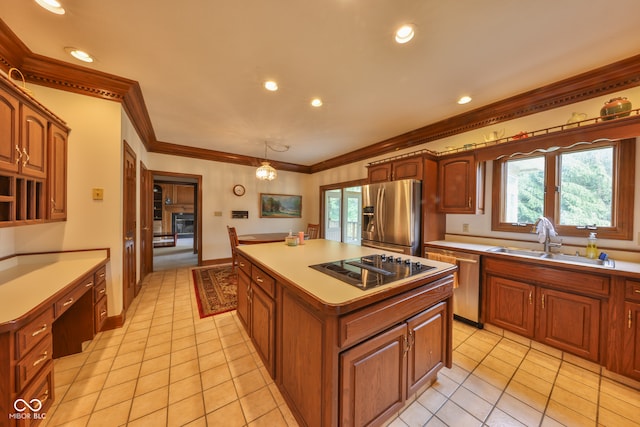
532, 217, 562, 253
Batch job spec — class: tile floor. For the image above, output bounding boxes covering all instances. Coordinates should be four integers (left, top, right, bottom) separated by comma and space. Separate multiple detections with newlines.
41, 266, 640, 427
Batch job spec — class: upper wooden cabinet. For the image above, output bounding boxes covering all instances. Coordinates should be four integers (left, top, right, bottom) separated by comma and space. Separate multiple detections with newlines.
437, 154, 485, 214
368, 156, 423, 183
0, 76, 69, 227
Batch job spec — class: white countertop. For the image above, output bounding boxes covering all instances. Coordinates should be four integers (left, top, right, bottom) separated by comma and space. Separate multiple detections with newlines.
425, 239, 640, 276
0, 250, 109, 325
237, 239, 454, 306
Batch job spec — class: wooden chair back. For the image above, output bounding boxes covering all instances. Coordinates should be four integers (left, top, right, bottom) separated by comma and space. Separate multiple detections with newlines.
306, 223, 320, 239
227, 226, 239, 270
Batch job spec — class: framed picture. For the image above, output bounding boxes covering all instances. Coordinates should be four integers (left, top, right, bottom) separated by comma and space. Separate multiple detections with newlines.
260, 193, 302, 218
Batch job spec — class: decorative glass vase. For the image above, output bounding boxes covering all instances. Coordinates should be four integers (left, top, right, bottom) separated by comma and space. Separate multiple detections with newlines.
600, 97, 632, 120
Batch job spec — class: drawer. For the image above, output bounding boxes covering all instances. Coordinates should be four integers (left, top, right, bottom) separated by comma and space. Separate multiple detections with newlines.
237, 254, 251, 276
16, 333, 52, 391
94, 295, 108, 333
15, 307, 54, 360
252, 265, 275, 297
15, 361, 53, 427
55, 280, 91, 318
625, 280, 640, 303
95, 265, 107, 285
94, 279, 107, 303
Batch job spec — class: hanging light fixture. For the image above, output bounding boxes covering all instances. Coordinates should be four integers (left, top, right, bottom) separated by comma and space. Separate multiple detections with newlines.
256, 142, 278, 181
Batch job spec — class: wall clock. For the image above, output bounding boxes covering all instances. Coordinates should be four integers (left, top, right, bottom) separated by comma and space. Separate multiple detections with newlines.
233, 184, 246, 197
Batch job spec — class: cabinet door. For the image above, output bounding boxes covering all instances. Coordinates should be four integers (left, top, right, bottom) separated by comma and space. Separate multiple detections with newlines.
340, 323, 407, 427
487, 275, 535, 337
48, 124, 67, 220
237, 270, 250, 330
537, 288, 601, 362
622, 302, 640, 380
393, 158, 423, 181
251, 284, 275, 376
407, 301, 447, 396
20, 105, 47, 178
0, 86, 20, 173
438, 154, 482, 213
367, 163, 392, 183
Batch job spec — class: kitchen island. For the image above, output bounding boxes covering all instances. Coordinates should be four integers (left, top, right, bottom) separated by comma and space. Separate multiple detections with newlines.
236, 240, 456, 427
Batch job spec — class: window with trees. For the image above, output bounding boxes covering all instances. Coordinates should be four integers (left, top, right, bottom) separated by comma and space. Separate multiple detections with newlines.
492, 138, 635, 240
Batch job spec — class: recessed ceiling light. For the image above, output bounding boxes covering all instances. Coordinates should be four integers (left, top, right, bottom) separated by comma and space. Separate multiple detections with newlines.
35, 0, 65, 15
311, 98, 323, 107
457, 95, 472, 105
264, 80, 278, 91
395, 24, 415, 44
65, 47, 95, 63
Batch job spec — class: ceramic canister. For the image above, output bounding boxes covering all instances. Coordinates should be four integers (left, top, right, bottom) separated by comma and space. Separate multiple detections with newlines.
600, 97, 632, 120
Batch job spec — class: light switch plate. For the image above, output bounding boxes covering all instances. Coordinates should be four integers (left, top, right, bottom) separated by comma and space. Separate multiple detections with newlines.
92, 188, 104, 200
462, 223, 469, 233
214, 211, 222, 217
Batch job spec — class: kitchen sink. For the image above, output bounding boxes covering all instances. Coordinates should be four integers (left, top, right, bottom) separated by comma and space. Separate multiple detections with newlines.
485, 247, 547, 258
486, 246, 615, 267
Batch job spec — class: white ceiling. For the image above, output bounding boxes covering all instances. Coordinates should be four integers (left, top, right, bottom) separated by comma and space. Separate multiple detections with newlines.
3, 1, 640, 165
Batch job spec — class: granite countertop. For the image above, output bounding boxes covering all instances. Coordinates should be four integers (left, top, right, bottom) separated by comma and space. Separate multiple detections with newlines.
237, 239, 454, 306
425, 239, 640, 276
0, 249, 109, 325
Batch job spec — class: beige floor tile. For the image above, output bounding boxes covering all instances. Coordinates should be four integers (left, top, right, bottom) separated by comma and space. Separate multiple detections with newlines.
597, 406, 640, 427
62, 373, 108, 402
472, 364, 510, 390
248, 407, 289, 427
172, 324, 195, 339
110, 350, 144, 370
172, 318, 194, 331
86, 400, 131, 427
518, 359, 558, 384
224, 341, 252, 361
207, 400, 246, 427
220, 332, 245, 348
170, 358, 200, 382
502, 329, 531, 347
430, 372, 459, 398
416, 387, 447, 414
228, 353, 258, 378
239, 386, 278, 423
142, 341, 172, 361
129, 385, 169, 421
74, 359, 113, 382
550, 386, 597, 421
511, 367, 554, 397
46, 391, 99, 425
496, 392, 543, 426
557, 361, 600, 391
54, 366, 81, 387
506, 378, 549, 413
449, 385, 492, 422
135, 368, 170, 396
451, 350, 480, 373
53, 352, 90, 372
198, 349, 227, 372
233, 368, 267, 397
481, 354, 518, 378
103, 363, 141, 389
434, 400, 482, 427
171, 345, 199, 366
169, 374, 203, 404
93, 379, 136, 411
545, 400, 596, 427
461, 374, 502, 405
202, 379, 238, 414
456, 341, 491, 363
554, 370, 599, 403
485, 408, 526, 427
167, 394, 205, 427
126, 407, 167, 427
598, 389, 640, 425
171, 335, 197, 352
438, 363, 469, 385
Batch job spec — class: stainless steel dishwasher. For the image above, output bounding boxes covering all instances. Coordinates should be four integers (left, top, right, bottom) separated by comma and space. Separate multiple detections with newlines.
425, 247, 482, 327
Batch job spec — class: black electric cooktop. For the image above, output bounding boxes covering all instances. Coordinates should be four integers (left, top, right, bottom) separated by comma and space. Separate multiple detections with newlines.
309, 253, 435, 290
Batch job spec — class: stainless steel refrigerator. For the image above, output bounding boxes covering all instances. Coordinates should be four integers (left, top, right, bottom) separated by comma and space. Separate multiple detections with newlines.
361, 179, 421, 255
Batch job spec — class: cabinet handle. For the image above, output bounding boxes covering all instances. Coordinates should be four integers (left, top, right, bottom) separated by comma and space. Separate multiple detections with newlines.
39, 389, 49, 404
15, 145, 22, 164
528, 291, 532, 305
99, 272, 105, 279
635, 289, 640, 294
86, 281, 94, 287
33, 351, 48, 367
22, 147, 30, 166
239, 262, 245, 267
100, 310, 107, 318
256, 277, 264, 283
629, 309, 633, 329
541, 294, 545, 309
31, 324, 47, 337
63, 298, 74, 307
99, 288, 106, 295
468, 197, 472, 208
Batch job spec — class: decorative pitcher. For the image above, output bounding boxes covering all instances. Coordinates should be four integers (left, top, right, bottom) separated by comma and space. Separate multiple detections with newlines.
566, 112, 587, 128
483, 129, 505, 142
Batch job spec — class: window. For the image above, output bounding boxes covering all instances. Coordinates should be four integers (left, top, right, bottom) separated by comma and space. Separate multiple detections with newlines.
492, 138, 634, 240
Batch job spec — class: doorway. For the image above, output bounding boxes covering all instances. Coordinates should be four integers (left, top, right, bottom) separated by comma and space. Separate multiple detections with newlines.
321, 180, 365, 244
150, 172, 202, 271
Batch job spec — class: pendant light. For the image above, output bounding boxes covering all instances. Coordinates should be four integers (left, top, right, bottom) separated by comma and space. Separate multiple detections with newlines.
256, 142, 277, 181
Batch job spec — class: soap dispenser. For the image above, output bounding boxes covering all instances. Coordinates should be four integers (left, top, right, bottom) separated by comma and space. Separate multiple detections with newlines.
586, 232, 597, 259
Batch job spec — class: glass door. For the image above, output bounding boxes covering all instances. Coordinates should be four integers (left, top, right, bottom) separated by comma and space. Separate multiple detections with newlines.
323, 186, 362, 244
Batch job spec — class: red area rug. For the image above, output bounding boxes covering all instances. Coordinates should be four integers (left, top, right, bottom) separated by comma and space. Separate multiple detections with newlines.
192, 265, 237, 318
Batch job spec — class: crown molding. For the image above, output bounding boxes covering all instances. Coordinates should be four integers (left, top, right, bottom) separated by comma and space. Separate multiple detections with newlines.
1, 18, 639, 174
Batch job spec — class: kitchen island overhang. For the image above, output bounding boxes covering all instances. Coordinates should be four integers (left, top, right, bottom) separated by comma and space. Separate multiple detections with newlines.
236, 240, 456, 427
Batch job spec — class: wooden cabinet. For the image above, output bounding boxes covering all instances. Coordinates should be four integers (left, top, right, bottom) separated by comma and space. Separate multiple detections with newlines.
368, 156, 423, 183
437, 154, 484, 214
621, 280, 640, 380
0, 75, 69, 227
484, 257, 605, 363
236, 254, 276, 376
93, 265, 108, 334
47, 123, 67, 221
487, 276, 535, 337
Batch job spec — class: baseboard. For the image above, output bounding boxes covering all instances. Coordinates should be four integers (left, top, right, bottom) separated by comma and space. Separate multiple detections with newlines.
201, 257, 233, 266
102, 312, 125, 331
